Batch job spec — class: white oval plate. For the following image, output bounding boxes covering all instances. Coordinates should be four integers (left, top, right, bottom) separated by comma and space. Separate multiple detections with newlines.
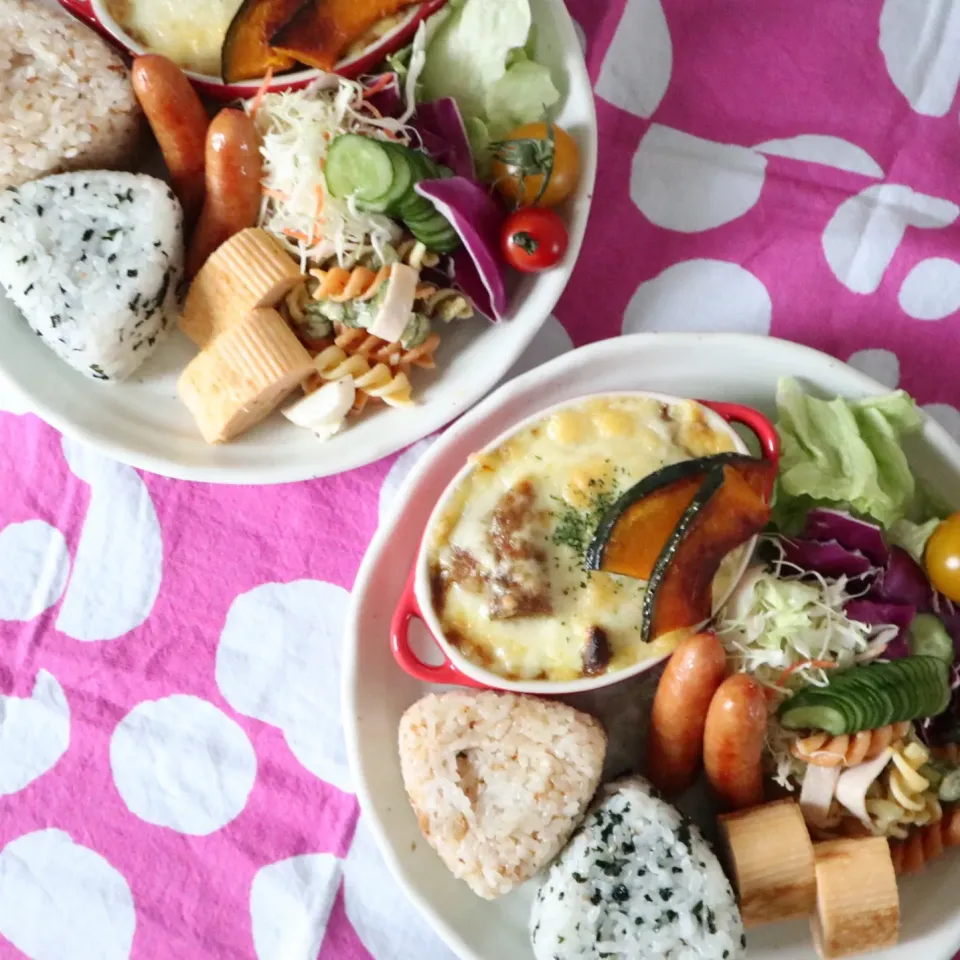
344, 333, 960, 960
0, 0, 596, 484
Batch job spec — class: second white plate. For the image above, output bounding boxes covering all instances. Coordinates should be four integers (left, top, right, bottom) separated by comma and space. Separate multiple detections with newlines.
344, 332, 960, 960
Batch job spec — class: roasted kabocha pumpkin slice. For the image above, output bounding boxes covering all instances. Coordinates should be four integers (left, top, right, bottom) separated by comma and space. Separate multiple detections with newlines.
641, 463, 771, 644
222, 0, 303, 83
585, 453, 775, 581
270, 0, 422, 72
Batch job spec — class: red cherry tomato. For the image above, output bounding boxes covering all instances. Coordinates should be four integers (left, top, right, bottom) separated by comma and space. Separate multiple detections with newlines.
501, 208, 569, 273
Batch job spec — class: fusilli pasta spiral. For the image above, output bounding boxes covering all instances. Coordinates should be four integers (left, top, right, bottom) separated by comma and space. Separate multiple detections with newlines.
282, 284, 334, 348
395, 238, 440, 271
865, 739, 941, 840
310, 265, 392, 303
422, 287, 474, 322
312, 345, 413, 408
333, 325, 440, 372
791, 722, 912, 768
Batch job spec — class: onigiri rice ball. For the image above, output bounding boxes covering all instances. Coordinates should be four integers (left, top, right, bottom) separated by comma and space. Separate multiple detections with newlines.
399, 690, 607, 900
531, 776, 745, 960
0, 171, 183, 381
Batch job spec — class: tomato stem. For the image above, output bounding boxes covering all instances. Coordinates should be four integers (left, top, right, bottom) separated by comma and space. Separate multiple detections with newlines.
491, 124, 556, 207
512, 231, 540, 255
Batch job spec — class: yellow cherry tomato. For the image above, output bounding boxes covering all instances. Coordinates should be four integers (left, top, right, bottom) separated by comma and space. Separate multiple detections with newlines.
925, 512, 960, 601
491, 122, 580, 208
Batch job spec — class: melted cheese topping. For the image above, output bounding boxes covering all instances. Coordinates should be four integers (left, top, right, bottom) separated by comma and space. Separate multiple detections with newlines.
108, 0, 242, 76
428, 396, 743, 682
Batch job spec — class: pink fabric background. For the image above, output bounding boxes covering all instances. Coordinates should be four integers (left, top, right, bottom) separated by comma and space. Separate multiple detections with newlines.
1, 0, 960, 957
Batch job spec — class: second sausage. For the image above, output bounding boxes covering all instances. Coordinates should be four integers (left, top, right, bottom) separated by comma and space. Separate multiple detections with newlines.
703, 673, 768, 811
647, 631, 727, 796
186, 109, 263, 279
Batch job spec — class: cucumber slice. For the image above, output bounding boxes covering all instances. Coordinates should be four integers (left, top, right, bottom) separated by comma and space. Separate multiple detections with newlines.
411, 227, 460, 254
425, 232, 460, 254
397, 192, 437, 222
407, 150, 439, 180
409, 219, 460, 253
846, 667, 903, 728
830, 674, 882, 730
325, 136, 460, 250
405, 207, 459, 250
407, 215, 454, 242
778, 656, 952, 734
914, 656, 953, 714
403, 204, 447, 229
909, 613, 955, 663
777, 703, 849, 734
325, 135, 395, 208
372, 143, 416, 215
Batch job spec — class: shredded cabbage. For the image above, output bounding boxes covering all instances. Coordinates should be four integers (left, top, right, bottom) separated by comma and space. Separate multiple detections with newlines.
717, 562, 888, 790
766, 716, 808, 791
401, 23, 429, 122
716, 563, 883, 692
249, 77, 411, 269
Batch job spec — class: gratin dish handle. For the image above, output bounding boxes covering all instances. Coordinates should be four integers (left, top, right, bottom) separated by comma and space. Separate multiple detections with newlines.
391, 568, 486, 688
699, 400, 781, 466
58, 0, 98, 27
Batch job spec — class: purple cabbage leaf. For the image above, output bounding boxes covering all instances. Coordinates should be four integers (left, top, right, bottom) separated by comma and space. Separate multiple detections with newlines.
780, 537, 877, 580
414, 98, 475, 180
800, 509, 889, 566
415, 178, 507, 321
869, 546, 935, 610
844, 600, 917, 658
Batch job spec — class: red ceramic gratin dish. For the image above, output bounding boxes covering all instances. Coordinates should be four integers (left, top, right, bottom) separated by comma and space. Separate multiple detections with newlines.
390, 397, 781, 692
57, 0, 447, 100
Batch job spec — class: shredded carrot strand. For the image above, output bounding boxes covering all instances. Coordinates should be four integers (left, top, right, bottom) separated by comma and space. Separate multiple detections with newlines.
283, 227, 321, 245
249, 68, 274, 120
363, 74, 394, 98
314, 185, 325, 219
262, 188, 289, 201
777, 660, 839, 687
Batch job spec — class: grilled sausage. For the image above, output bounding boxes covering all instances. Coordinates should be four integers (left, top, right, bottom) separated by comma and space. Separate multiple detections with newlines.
647, 631, 727, 795
703, 673, 768, 810
186, 108, 262, 278
131, 55, 209, 225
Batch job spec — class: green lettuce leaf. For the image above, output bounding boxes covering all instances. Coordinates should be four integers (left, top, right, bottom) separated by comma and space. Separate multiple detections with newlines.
888, 518, 941, 564
774, 377, 923, 529
465, 117, 493, 178
421, 0, 532, 119
485, 59, 561, 139
420, 0, 558, 178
